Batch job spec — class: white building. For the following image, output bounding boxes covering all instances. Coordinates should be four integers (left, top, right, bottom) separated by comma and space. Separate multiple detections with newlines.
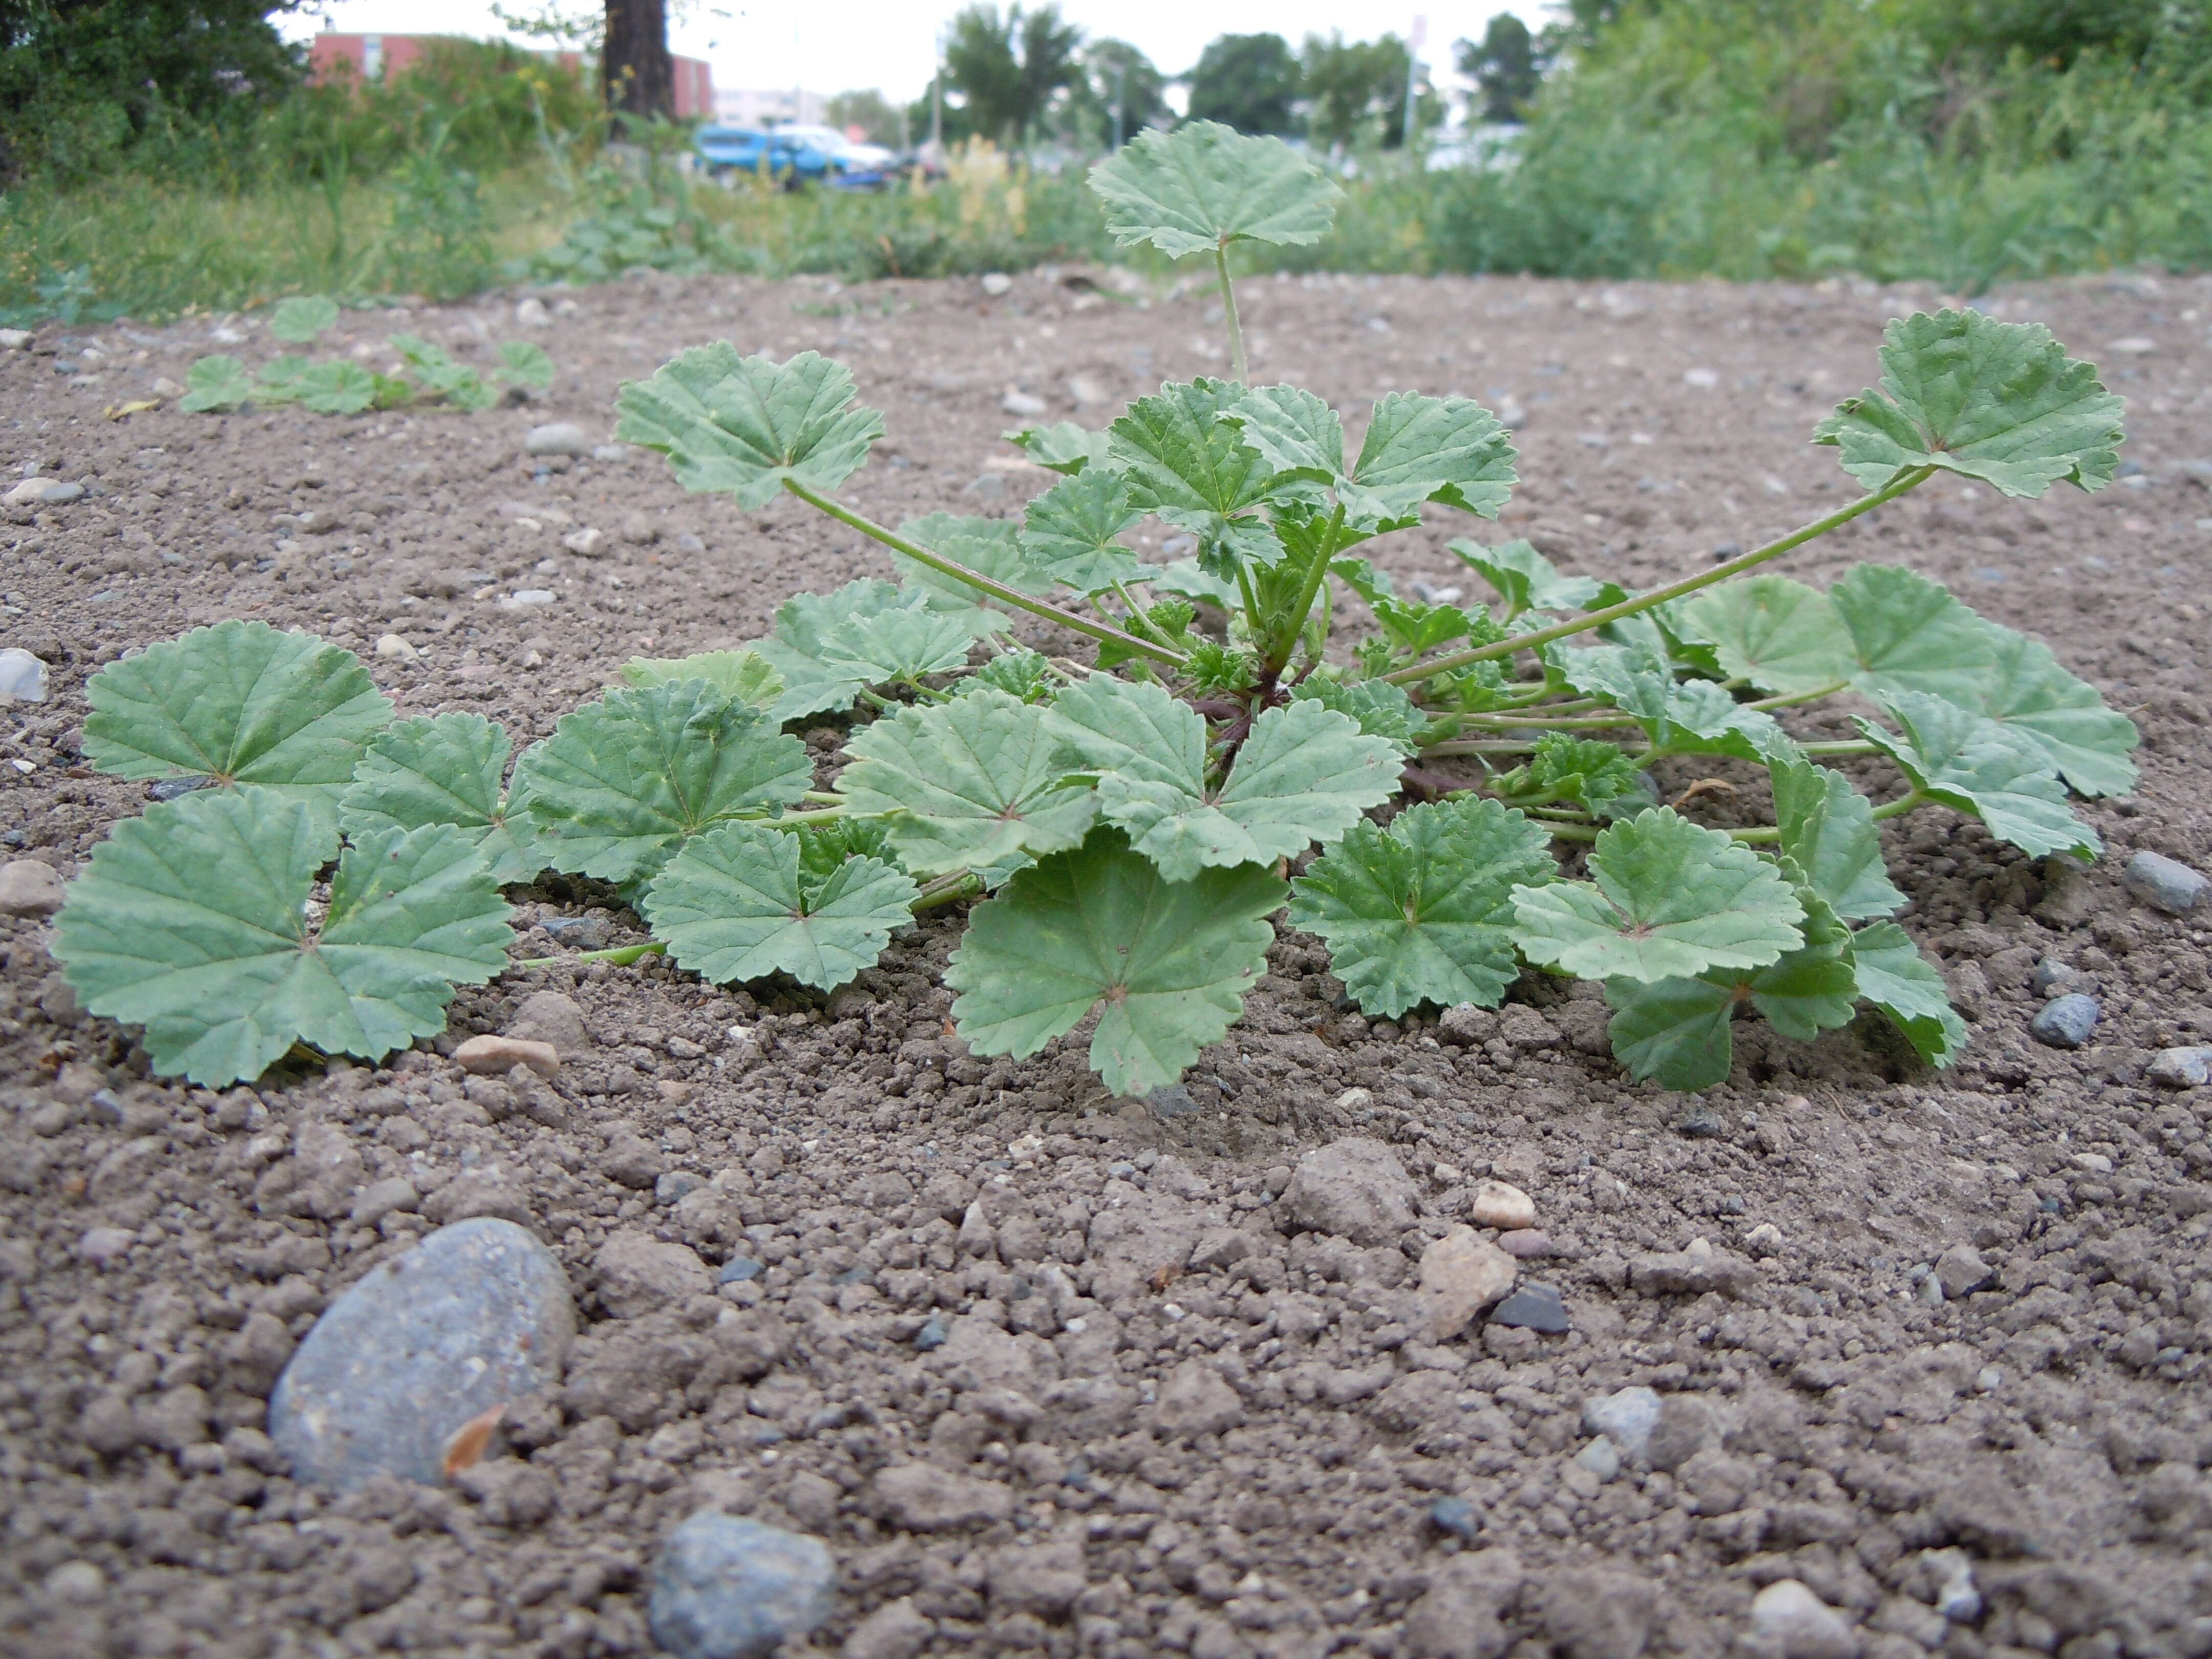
713, 88, 828, 127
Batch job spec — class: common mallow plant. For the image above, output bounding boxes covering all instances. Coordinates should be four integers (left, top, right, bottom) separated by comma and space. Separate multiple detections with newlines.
55, 123, 2133, 1094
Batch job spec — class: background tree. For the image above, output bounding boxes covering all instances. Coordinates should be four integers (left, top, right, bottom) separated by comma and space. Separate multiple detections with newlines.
944, 2, 1080, 147
602, 0, 673, 122
1457, 13, 1540, 123
828, 88, 903, 146
1302, 31, 1429, 150
1184, 32, 1301, 134
1066, 38, 1168, 147
0, 0, 303, 180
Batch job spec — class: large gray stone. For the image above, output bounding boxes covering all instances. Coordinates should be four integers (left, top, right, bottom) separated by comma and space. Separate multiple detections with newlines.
269, 1218, 572, 1490
649, 1510, 836, 1659
2122, 850, 2206, 916
1282, 1136, 1418, 1246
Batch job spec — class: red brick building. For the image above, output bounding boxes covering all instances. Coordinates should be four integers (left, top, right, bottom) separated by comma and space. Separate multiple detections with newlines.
308, 34, 714, 119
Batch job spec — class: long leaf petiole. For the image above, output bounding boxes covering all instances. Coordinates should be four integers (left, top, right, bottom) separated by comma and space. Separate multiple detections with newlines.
1382, 465, 1938, 685
780, 478, 1186, 667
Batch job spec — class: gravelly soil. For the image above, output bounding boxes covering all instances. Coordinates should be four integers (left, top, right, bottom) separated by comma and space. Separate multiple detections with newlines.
3, 265, 2211, 1659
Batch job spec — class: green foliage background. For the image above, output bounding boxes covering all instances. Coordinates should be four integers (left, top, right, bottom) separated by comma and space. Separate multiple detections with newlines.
4, 0, 2210, 321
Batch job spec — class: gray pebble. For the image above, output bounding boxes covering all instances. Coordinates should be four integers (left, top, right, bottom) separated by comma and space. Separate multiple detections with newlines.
1916, 1273, 1945, 1307
2145, 1046, 2212, 1089
1488, 1282, 1570, 1333
648, 1510, 835, 1659
2122, 850, 2207, 915
1145, 1083, 1197, 1118
1428, 1496, 1480, 1541
1933, 1243, 1992, 1300
523, 422, 591, 458
999, 390, 1047, 418
540, 913, 612, 949
656, 1171, 705, 1204
4, 477, 83, 506
1580, 1386, 1662, 1460
147, 776, 215, 801
269, 1218, 572, 1490
0, 647, 48, 703
591, 443, 631, 462
2030, 993, 2100, 1049
718, 1257, 764, 1284
2030, 957, 2089, 997
675, 531, 706, 555
1676, 1103, 1726, 1138
913, 1316, 947, 1351
1572, 1436, 1621, 1482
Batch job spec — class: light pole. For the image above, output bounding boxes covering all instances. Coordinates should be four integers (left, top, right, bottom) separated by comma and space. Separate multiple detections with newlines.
1402, 14, 1426, 151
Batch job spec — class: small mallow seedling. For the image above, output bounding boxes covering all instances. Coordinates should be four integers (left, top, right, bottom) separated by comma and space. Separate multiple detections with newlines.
59, 123, 2134, 1096
179, 294, 554, 416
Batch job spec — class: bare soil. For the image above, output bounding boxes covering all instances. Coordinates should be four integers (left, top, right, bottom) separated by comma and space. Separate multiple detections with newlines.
3, 265, 2210, 1659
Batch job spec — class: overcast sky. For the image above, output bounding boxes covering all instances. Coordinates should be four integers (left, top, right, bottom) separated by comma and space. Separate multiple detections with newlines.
281, 1, 1548, 105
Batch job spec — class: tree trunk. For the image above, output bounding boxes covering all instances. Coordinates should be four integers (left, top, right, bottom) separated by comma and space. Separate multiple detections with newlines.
603, 0, 673, 121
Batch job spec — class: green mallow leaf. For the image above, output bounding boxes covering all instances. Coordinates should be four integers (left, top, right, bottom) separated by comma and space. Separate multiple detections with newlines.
1831, 566, 2135, 795
1289, 675, 1425, 758
618, 649, 784, 710
1087, 120, 1342, 260
959, 649, 1054, 703
750, 581, 985, 721
1109, 379, 1287, 575
1681, 575, 1855, 695
1971, 626, 2138, 798
52, 787, 509, 1088
1005, 421, 1112, 475
640, 821, 917, 994
1347, 393, 1517, 520
946, 827, 1285, 1096
180, 355, 253, 412
1452, 538, 1614, 618
1186, 642, 1259, 695
269, 295, 341, 343
494, 340, 556, 389
1019, 468, 1147, 593
895, 513, 1052, 619
391, 334, 498, 412
1559, 643, 1785, 762
251, 355, 310, 404
1498, 734, 1654, 820
295, 360, 379, 415
1373, 598, 1473, 659
1606, 889, 1858, 1091
1770, 755, 1906, 921
511, 680, 812, 888
1828, 565, 1999, 708
817, 607, 977, 686
1601, 976, 1736, 1091
1813, 309, 2124, 498
1858, 691, 2097, 859
615, 346, 884, 509
340, 713, 543, 885
1510, 806, 1806, 984
1227, 388, 1516, 527
1288, 797, 1555, 1019
1850, 920, 1966, 1066
1327, 556, 1396, 605
794, 817, 896, 886
1047, 678, 1401, 881
839, 688, 1098, 877
84, 620, 393, 831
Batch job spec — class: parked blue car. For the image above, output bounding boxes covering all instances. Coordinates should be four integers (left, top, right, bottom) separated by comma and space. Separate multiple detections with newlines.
695, 126, 890, 191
